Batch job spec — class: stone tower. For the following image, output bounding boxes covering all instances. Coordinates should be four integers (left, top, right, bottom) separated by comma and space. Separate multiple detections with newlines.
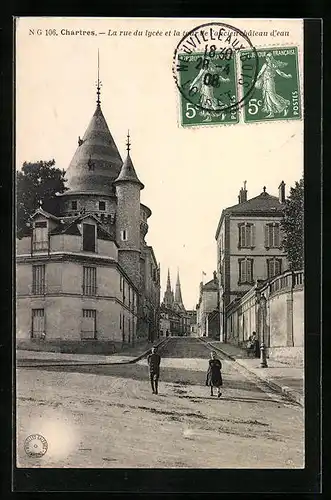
114, 133, 144, 288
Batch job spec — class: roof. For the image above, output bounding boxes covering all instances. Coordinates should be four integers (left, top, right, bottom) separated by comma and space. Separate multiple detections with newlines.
203, 278, 218, 291
30, 208, 60, 222
64, 105, 123, 195
215, 189, 284, 239
140, 203, 152, 218
114, 152, 144, 189
49, 213, 117, 244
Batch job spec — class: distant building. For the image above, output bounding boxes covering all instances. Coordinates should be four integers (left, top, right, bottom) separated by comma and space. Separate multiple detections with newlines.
186, 309, 197, 336
196, 272, 220, 339
215, 181, 288, 342
160, 269, 190, 336
16, 74, 160, 349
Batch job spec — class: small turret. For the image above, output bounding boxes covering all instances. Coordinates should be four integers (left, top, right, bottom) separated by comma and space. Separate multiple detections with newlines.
114, 132, 143, 288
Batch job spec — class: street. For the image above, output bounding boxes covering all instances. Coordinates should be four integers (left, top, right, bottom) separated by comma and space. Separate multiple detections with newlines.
16, 338, 304, 468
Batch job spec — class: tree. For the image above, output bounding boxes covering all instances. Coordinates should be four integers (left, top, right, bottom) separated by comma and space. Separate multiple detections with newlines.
16, 159, 67, 238
280, 178, 304, 271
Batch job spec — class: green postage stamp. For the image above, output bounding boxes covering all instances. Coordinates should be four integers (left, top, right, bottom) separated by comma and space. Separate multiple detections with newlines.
178, 51, 239, 127
240, 46, 301, 123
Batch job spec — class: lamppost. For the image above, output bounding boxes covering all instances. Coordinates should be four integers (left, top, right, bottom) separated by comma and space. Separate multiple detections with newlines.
260, 294, 268, 368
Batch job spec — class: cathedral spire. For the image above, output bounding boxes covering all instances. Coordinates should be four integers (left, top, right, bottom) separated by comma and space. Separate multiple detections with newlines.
174, 269, 185, 310
166, 268, 171, 292
96, 49, 102, 107
163, 268, 174, 307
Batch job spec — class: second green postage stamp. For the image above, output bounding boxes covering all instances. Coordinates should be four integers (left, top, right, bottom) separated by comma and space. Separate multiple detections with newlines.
240, 46, 301, 123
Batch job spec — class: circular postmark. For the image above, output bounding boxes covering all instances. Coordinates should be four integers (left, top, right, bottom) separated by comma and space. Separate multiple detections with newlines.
172, 22, 259, 115
24, 433, 48, 458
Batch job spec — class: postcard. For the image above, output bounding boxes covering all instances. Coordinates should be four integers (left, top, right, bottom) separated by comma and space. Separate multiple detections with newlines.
15, 17, 305, 474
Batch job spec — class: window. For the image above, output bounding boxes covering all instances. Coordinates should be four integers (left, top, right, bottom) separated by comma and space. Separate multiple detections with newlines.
99, 201, 106, 211
81, 309, 96, 339
33, 221, 48, 251
238, 223, 255, 248
32, 265, 45, 295
83, 267, 97, 295
265, 223, 280, 248
121, 230, 128, 241
267, 258, 282, 278
31, 309, 45, 338
238, 258, 254, 284
83, 223, 96, 252
71, 201, 77, 210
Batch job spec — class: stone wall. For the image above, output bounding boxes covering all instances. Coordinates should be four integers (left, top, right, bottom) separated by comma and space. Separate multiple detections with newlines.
226, 270, 304, 363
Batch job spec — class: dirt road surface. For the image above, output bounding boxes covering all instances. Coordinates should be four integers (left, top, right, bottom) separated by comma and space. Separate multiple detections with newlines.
16, 337, 304, 468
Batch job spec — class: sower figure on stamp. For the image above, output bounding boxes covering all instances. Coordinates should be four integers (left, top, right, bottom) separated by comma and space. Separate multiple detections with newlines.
255, 52, 292, 118
147, 346, 161, 395
206, 351, 223, 398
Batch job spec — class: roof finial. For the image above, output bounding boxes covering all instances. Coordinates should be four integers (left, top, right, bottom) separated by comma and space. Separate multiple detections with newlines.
96, 49, 102, 107
126, 130, 131, 153
263, 186, 266, 192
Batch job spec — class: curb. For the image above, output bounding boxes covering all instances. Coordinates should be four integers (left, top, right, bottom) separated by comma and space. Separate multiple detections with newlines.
199, 338, 304, 407
17, 337, 170, 368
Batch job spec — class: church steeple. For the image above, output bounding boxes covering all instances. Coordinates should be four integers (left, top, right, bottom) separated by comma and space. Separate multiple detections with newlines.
163, 269, 174, 307
166, 268, 171, 292
174, 269, 185, 310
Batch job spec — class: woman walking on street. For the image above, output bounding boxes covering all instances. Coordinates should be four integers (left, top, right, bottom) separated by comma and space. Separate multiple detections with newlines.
206, 351, 223, 398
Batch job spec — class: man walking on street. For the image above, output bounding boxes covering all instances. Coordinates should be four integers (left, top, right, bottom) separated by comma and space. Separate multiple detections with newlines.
147, 346, 161, 395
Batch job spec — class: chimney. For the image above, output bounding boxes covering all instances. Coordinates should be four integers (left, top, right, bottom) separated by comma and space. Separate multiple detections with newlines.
278, 180, 286, 203
238, 180, 248, 203
213, 271, 217, 282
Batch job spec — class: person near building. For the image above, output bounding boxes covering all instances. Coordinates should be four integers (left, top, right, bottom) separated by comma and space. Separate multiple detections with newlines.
251, 331, 260, 358
147, 346, 161, 395
206, 351, 223, 398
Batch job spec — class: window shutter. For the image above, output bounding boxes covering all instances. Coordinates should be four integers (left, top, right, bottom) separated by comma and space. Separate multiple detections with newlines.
264, 224, 270, 248
275, 259, 281, 276
246, 224, 251, 247
240, 260, 246, 283
248, 259, 253, 282
238, 224, 242, 248
251, 224, 256, 247
274, 224, 280, 247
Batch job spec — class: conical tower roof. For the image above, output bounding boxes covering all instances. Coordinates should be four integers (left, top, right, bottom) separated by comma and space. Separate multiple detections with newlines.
65, 104, 123, 195
114, 133, 144, 189
114, 152, 144, 189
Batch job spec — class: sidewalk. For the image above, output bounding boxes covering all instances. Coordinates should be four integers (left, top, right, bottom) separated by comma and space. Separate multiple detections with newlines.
16, 338, 165, 366
205, 340, 304, 407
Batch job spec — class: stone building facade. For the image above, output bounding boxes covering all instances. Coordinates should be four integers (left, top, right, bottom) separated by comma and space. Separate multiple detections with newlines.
196, 272, 220, 339
160, 270, 190, 336
16, 82, 160, 351
215, 181, 289, 342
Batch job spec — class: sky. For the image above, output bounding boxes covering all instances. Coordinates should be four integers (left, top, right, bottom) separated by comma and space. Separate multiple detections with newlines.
16, 17, 303, 309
